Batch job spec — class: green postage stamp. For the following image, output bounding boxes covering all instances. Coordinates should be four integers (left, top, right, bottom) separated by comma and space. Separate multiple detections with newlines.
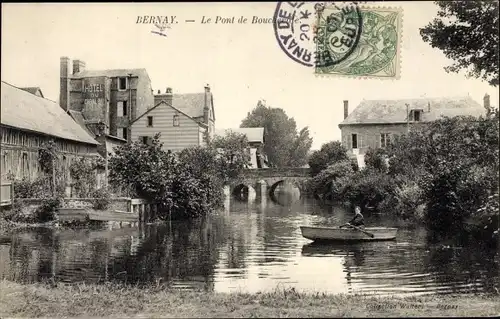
314, 3, 403, 79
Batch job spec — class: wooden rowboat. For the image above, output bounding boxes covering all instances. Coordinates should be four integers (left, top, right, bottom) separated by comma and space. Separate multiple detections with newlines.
300, 226, 398, 242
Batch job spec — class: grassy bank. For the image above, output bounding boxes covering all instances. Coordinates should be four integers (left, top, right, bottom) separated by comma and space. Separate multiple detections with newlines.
1, 280, 499, 318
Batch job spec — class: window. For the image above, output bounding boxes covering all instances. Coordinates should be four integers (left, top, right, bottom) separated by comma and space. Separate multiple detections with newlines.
147, 116, 153, 127
141, 136, 152, 145
117, 101, 128, 117
122, 128, 128, 140
351, 134, 358, 149
118, 77, 127, 91
173, 114, 180, 127
380, 133, 391, 148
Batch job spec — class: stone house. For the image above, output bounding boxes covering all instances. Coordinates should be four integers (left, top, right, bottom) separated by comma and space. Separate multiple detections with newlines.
59, 57, 157, 185
59, 56, 155, 142
339, 96, 491, 166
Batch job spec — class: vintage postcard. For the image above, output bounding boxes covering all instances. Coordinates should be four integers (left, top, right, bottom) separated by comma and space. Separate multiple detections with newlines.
1, 2, 499, 318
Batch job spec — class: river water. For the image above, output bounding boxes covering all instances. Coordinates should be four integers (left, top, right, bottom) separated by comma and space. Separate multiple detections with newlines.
0, 192, 498, 296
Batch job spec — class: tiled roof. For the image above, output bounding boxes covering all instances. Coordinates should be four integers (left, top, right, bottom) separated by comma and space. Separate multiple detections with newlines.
163, 92, 215, 120
20, 87, 44, 97
340, 96, 486, 126
1, 81, 99, 145
215, 127, 265, 143
72, 68, 149, 79
67, 110, 95, 137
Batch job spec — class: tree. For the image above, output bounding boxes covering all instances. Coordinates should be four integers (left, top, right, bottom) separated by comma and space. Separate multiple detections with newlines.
308, 141, 349, 176
288, 127, 314, 167
176, 146, 225, 218
210, 130, 252, 182
420, 1, 499, 86
108, 133, 177, 204
108, 133, 239, 220
364, 147, 388, 172
387, 113, 499, 235
240, 100, 313, 167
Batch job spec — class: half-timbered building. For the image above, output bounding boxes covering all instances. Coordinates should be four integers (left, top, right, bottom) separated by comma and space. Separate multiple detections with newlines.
1, 81, 100, 194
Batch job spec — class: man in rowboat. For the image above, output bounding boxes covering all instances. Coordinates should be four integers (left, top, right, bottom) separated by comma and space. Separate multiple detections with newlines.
346, 206, 365, 228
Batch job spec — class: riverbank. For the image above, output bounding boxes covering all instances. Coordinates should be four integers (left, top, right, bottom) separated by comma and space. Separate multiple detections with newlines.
1, 280, 499, 318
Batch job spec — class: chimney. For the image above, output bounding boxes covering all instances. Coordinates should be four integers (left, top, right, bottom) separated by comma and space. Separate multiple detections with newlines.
72, 59, 86, 75
343, 100, 349, 119
59, 56, 70, 111
165, 87, 173, 106
204, 84, 210, 125
153, 87, 173, 106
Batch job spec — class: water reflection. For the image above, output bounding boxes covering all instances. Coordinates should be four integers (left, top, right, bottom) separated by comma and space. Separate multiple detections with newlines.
0, 194, 498, 296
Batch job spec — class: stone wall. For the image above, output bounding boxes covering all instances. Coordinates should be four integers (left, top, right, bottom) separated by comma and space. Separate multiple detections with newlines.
16, 197, 130, 215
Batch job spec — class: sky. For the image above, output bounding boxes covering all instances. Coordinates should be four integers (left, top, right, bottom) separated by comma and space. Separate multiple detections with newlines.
2, 2, 498, 150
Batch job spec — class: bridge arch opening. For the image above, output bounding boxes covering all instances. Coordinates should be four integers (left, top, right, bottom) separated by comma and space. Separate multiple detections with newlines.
232, 183, 256, 201
269, 180, 301, 198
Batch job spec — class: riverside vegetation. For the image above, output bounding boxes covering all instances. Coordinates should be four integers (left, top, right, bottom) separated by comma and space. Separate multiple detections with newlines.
1, 131, 251, 226
108, 131, 251, 220
1, 140, 111, 227
307, 111, 499, 242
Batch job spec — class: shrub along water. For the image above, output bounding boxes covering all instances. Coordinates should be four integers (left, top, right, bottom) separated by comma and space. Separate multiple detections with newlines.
308, 111, 499, 241
108, 132, 251, 221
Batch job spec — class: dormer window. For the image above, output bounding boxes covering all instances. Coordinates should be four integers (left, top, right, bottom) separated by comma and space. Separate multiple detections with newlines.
409, 109, 423, 122
118, 77, 128, 91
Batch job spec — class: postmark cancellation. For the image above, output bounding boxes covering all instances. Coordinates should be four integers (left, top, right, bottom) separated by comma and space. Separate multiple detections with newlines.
314, 4, 403, 79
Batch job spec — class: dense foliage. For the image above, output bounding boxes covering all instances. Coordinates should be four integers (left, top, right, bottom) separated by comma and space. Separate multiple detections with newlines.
108, 133, 250, 220
309, 112, 499, 239
420, 1, 499, 86
70, 157, 100, 198
240, 100, 313, 167
210, 130, 252, 182
308, 141, 350, 176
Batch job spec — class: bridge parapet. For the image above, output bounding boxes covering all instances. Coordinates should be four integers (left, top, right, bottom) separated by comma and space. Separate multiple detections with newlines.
242, 167, 311, 179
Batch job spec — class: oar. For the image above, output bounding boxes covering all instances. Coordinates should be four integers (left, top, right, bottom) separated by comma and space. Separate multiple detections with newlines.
343, 223, 375, 238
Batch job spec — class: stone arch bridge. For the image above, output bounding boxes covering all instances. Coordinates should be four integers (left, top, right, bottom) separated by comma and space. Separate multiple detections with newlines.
229, 167, 311, 197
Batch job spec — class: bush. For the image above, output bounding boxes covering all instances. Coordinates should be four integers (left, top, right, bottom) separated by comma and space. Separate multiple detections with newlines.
307, 160, 354, 200
91, 187, 111, 210
364, 148, 388, 172
341, 169, 396, 209
70, 157, 98, 198
35, 197, 61, 222
109, 134, 232, 221
12, 176, 52, 199
308, 141, 349, 176
392, 178, 425, 219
